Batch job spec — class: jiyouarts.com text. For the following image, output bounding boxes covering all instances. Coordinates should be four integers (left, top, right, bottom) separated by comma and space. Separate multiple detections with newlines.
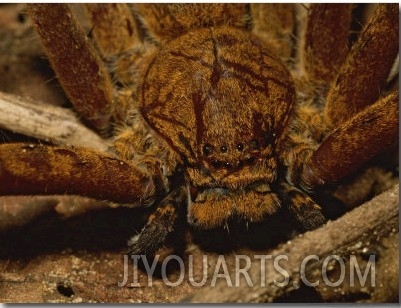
117, 254, 375, 288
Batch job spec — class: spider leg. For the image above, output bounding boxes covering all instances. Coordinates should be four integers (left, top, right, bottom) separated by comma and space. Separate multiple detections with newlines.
132, 4, 248, 43
83, 4, 140, 60
286, 4, 398, 191
83, 4, 153, 126
250, 4, 295, 61
27, 4, 114, 135
280, 183, 326, 231
0, 143, 167, 204
325, 4, 399, 126
302, 4, 353, 85
301, 90, 398, 191
127, 186, 185, 255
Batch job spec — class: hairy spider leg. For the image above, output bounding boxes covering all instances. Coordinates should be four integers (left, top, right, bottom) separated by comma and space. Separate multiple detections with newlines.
128, 186, 186, 255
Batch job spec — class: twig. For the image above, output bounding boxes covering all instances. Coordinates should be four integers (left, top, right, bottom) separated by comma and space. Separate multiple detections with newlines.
0, 91, 109, 152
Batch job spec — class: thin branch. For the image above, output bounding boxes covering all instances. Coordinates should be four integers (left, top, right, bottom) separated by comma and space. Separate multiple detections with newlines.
0, 195, 113, 231
0, 91, 109, 152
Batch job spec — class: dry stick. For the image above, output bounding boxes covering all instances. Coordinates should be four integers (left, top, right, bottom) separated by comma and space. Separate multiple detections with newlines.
250, 4, 295, 60
325, 4, 399, 127
0, 196, 58, 232
27, 4, 114, 134
303, 4, 353, 84
185, 184, 399, 303
301, 91, 398, 189
0, 143, 159, 204
84, 4, 139, 59
0, 91, 109, 152
0, 195, 113, 231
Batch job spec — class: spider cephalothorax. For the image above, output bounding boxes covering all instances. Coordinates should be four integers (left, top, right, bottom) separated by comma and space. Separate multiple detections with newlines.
139, 26, 297, 230
0, 4, 398, 255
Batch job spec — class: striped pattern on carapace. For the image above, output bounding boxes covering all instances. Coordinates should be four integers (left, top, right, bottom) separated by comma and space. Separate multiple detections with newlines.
140, 27, 295, 190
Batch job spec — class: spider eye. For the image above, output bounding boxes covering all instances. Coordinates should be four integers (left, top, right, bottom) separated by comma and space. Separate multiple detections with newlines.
203, 143, 214, 155
220, 145, 227, 153
250, 139, 259, 149
224, 162, 232, 169
210, 160, 232, 169
246, 157, 255, 165
236, 144, 244, 151
211, 160, 222, 169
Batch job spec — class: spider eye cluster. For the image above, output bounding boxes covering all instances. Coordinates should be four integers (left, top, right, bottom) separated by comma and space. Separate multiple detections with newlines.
202, 142, 252, 156
201, 136, 273, 170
